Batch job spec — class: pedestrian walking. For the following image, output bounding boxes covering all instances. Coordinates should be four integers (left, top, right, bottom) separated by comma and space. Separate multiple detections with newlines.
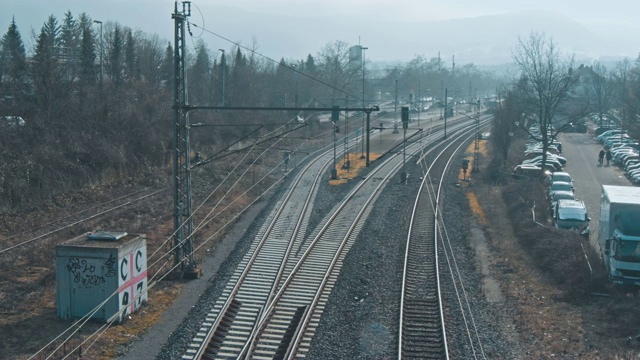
606, 149, 612, 166
598, 149, 605, 166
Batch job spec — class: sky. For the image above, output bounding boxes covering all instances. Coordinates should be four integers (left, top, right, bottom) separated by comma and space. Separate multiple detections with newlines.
2, 0, 640, 65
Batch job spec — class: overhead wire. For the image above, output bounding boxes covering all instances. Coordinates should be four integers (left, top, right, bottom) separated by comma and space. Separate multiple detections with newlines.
34, 98, 331, 359
188, 21, 370, 104
0, 186, 153, 244
0, 188, 167, 254
33, 4, 387, 357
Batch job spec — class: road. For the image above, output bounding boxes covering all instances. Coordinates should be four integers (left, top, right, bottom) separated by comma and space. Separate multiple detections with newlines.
558, 130, 634, 253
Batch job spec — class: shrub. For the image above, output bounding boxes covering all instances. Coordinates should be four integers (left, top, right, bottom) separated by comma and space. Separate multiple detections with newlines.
502, 181, 595, 300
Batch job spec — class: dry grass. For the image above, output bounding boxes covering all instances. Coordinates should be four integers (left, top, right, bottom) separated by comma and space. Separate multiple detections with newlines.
328, 152, 381, 185
467, 139, 640, 358
0, 157, 279, 359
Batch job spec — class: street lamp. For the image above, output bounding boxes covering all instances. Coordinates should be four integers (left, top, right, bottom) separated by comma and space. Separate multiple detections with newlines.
360, 46, 368, 159
93, 20, 103, 83
218, 49, 225, 106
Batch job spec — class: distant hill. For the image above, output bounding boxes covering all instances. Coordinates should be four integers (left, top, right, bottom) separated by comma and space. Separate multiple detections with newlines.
203, 7, 636, 65
6, 3, 638, 66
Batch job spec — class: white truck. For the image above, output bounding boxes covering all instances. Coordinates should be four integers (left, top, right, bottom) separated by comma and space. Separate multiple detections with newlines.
600, 185, 640, 286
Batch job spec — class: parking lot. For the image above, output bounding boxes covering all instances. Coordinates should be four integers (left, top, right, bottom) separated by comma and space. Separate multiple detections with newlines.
557, 130, 634, 252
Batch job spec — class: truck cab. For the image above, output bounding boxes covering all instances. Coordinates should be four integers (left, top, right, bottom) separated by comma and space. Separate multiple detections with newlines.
599, 185, 640, 286
604, 229, 640, 285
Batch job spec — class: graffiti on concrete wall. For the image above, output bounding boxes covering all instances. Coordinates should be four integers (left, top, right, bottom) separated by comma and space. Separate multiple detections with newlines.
66, 258, 105, 287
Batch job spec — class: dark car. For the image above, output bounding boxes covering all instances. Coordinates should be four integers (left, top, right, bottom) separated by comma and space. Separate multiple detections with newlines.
564, 122, 587, 133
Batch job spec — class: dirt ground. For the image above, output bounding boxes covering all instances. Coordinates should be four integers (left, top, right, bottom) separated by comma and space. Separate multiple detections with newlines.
3, 136, 640, 359
465, 143, 640, 359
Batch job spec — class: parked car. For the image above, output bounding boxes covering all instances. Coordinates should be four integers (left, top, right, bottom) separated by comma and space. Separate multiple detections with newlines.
1, 115, 26, 127
546, 171, 573, 186
564, 122, 587, 133
605, 135, 630, 148
523, 158, 563, 171
549, 190, 576, 217
548, 181, 574, 199
613, 149, 638, 164
512, 165, 551, 180
525, 154, 567, 165
617, 152, 639, 166
523, 150, 564, 161
598, 130, 626, 143
595, 126, 618, 136
553, 199, 590, 238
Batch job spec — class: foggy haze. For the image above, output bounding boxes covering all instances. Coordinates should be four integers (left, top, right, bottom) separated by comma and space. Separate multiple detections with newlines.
3, 0, 640, 65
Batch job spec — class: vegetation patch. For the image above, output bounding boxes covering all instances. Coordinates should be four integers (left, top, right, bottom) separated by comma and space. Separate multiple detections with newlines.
465, 191, 487, 225
328, 152, 380, 185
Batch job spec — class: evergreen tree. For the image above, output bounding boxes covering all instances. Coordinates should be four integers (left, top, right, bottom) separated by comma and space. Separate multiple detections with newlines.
60, 11, 81, 80
124, 29, 137, 82
161, 42, 173, 90
0, 17, 28, 108
109, 24, 123, 84
78, 14, 97, 86
32, 15, 63, 121
230, 47, 247, 105
188, 39, 211, 104
304, 54, 317, 74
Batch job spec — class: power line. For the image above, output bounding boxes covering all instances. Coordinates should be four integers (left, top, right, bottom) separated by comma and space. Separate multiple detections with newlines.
188, 22, 366, 103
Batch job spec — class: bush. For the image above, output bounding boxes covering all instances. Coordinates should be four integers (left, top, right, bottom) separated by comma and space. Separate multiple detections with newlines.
502, 181, 595, 300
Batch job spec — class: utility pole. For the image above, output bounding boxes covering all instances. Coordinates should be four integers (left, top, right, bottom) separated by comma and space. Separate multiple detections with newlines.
331, 106, 339, 179
172, 1, 199, 278
401, 107, 409, 183
440, 79, 443, 119
393, 79, 399, 134
218, 49, 225, 106
473, 99, 481, 173
343, 94, 350, 169
451, 55, 455, 103
93, 20, 103, 83
360, 45, 368, 159
444, 88, 448, 139
418, 80, 421, 127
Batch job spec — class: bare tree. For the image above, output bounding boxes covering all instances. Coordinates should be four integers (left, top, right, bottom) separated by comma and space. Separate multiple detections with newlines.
622, 58, 640, 140
613, 58, 632, 131
513, 32, 579, 169
492, 88, 524, 162
316, 40, 360, 105
584, 63, 615, 127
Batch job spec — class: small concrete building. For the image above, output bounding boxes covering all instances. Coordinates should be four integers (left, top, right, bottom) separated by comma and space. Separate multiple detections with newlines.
56, 232, 147, 322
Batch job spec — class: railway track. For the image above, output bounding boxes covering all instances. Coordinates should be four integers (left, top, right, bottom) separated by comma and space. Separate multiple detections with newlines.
399, 117, 491, 359
184, 115, 481, 360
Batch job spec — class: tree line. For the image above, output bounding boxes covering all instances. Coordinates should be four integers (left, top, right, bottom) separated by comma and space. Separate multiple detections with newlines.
491, 32, 640, 168
0, 11, 501, 210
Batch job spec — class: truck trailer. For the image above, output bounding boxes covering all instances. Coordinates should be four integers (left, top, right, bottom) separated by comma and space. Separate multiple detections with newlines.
599, 185, 640, 286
